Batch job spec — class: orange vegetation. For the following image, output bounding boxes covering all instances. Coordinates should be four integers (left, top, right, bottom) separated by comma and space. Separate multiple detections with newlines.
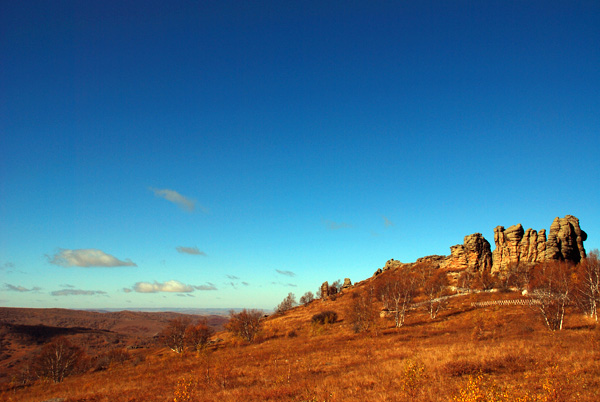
3, 282, 599, 402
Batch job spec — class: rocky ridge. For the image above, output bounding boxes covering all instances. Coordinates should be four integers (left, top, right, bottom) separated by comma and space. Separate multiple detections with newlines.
376, 215, 588, 276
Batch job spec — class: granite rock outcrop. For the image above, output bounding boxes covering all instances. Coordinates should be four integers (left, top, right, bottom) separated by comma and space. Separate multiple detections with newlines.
440, 233, 492, 273
492, 215, 587, 273
491, 224, 547, 273
545, 215, 587, 263
372, 215, 587, 280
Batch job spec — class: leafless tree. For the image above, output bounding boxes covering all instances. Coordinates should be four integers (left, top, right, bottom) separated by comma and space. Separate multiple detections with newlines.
529, 260, 574, 331
300, 291, 315, 305
330, 279, 342, 295
501, 262, 531, 290
575, 249, 600, 322
159, 317, 191, 353
379, 269, 418, 328
33, 336, 84, 383
423, 270, 449, 319
185, 319, 214, 351
347, 288, 377, 333
275, 292, 297, 314
225, 309, 263, 343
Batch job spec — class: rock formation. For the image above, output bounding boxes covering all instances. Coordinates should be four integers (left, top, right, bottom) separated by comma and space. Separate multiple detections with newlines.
491, 225, 546, 273
369, 215, 587, 283
342, 278, 352, 289
415, 255, 447, 267
492, 215, 587, 273
441, 233, 492, 273
545, 215, 587, 262
320, 281, 329, 299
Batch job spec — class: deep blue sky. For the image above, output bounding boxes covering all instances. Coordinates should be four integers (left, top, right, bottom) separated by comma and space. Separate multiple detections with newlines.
1, 1, 599, 310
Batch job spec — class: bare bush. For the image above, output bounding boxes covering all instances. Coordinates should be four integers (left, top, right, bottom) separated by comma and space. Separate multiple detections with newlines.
330, 280, 342, 295
311, 311, 338, 325
575, 249, 600, 322
159, 317, 191, 353
423, 270, 448, 319
33, 336, 84, 383
94, 348, 130, 371
379, 269, 418, 327
225, 309, 263, 343
347, 289, 377, 333
186, 319, 214, 351
529, 260, 574, 331
299, 291, 315, 306
275, 292, 297, 314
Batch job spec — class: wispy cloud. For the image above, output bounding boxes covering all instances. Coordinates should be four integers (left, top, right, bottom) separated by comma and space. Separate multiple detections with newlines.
176, 246, 206, 256
194, 283, 217, 291
150, 188, 203, 212
4, 283, 41, 292
383, 215, 394, 227
276, 269, 296, 277
271, 281, 297, 287
48, 249, 137, 267
132, 280, 197, 293
51, 289, 107, 296
242, 281, 249, 286
323, 219, 352, 230
1, 262, 15, 270
226, 275, 239, 280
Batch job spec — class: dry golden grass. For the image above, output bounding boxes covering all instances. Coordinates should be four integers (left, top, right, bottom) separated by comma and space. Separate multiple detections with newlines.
3, 287, 600, 401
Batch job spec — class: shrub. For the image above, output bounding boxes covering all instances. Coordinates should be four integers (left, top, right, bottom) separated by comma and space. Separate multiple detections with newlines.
225, 309, 263, 343
185, 320, 214, 351
275, 292, 297, 314
33, 336, 85, 383
311, 311, 338, 325
347, 290, 377, 333
159, 317, 192, 353
299, 291, 315, 306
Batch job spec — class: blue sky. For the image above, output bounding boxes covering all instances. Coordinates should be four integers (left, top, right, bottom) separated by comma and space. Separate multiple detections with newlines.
1, 1, 599, 310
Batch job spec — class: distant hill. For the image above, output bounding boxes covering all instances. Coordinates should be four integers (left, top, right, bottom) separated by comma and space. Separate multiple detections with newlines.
0, 307, 228, 385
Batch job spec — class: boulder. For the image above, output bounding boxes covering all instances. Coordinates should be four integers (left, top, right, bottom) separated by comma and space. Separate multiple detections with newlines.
342, 278, 352, 289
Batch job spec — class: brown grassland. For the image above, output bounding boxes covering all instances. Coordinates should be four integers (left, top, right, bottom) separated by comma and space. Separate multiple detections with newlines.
2, 281, 600, 402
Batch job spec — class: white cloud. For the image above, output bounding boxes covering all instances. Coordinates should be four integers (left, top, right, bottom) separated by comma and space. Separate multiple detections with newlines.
48, 249, 137, 267
51, 289, 107, 296
133, 280, 194, 293
150, 188, 202, 212
176, 246, 206, 256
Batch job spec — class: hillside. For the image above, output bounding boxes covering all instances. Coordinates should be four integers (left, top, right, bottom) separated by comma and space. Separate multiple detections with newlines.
1, 214, 596, 401
2, 272, 599, 401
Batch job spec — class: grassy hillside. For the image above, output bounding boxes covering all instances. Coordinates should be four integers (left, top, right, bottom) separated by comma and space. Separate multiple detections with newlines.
3, 277, 599, 402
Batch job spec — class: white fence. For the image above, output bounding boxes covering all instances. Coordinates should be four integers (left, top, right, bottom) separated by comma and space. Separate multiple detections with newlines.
470, 299, 541, 308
